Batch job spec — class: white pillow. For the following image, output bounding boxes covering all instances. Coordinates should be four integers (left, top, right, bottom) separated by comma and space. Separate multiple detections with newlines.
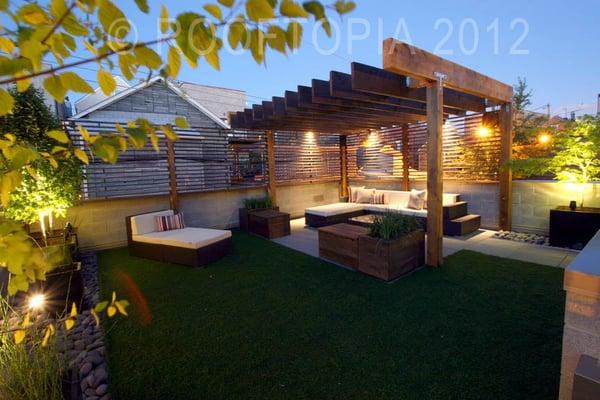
407, 189, 426, 210
348, 185, 365, 203
355, 188, 374, 204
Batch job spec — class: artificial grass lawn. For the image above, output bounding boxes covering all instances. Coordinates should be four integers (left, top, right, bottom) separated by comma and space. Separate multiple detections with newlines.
98, 231, 565, 400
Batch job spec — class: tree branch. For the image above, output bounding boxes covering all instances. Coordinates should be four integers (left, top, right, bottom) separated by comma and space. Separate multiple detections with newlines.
0, 36, 174, 86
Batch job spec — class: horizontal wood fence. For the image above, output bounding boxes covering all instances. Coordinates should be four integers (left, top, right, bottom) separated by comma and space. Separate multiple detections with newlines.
66, 112, 500, 201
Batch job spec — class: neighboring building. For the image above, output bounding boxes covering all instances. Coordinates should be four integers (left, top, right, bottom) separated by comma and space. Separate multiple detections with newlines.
74, 75, 130, 114
69, 77, 248, 199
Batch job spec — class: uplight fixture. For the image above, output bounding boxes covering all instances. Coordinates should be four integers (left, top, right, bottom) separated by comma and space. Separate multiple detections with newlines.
28, 293, 46, 310
477, 126, 491, 137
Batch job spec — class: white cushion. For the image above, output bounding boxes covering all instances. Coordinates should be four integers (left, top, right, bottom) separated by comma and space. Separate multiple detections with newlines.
305, 202, 364, 217
132, 227, 231, 249
395, 206, 428, 218
348, 185, 365, 202
408, 189, 427, 210
443, 193, 460, 205
131, 210, 174, 235
355, 188, 374, 203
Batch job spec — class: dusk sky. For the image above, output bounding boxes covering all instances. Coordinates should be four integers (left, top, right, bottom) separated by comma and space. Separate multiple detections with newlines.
72, 0, 599, 117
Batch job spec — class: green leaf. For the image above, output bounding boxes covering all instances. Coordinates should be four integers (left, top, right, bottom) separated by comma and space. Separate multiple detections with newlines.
46, 130, 69, 143
246, 0, 275, 22
249, 29, 266, 64
303, 1, 325, 19
134, 46, 162, 69
266, 26, 287, 54
17, 3, 48, 25
160, 5, 169, 34
167, 47, 181, 78
228, 20, 247, 49
335, 0, 356, 14
203, 4, 223, 20
118, 53, 137, 80
62, 14, 89, 36
94, 301, 109, 313
134, 0, 149, 13
174, 116, 189, 128
161, 125, 178, 140
97, 68, 116, 95
217, 0, 234, 7
286, 21, 303, 49
0, 88, 15, 116
74, 148, 89, 164
50, 0, 67, 18
43, 75, 67, 102
60, 72, 94, 93
97, 0, 130, 38
280, 0, 309, 17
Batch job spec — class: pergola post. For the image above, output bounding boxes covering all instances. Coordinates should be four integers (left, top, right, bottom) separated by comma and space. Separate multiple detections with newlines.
426, 78, 444, 267
166, 138, 179, 212
401, 124, 410, 191
339, 135, 349, 200
499, 102, 513, 231
266, 130, 278, 206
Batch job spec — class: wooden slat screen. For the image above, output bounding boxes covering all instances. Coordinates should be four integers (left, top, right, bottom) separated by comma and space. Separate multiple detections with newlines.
66, 120, 267, 200
348, 112, 501, 182
274, 131, 340, 183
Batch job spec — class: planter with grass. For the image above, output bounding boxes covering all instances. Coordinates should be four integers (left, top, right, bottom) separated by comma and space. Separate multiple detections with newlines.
239, 196, 277, 231
358, 213, 425, 281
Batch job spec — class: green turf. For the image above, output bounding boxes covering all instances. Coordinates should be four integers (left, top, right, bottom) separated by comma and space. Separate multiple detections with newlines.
98, 231, 565, 400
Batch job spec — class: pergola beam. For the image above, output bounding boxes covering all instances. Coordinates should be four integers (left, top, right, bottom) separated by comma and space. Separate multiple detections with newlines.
350, 63, 483, 113
383, 39, 513, 103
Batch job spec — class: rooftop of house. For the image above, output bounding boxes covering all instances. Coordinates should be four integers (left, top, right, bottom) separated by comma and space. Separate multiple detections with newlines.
74, 76, 246, 121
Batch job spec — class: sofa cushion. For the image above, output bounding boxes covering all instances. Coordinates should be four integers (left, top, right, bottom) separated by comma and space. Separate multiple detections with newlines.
130, 210, 174, 235
408, 189, 427, 210
132, 227, 232, 249
156, 212, 185, 232
376, 190, 410, 208
305, 202, 364, 217
371, 190, 386, 204
348, 186, 364, 203
355, 188, 374, 203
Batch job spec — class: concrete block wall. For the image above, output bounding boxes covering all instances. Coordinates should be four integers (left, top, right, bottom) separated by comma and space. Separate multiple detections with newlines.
512, 181, 600, 235
45, 182, 340, 250
351, 179, 500, 229
277, 181, 340, 218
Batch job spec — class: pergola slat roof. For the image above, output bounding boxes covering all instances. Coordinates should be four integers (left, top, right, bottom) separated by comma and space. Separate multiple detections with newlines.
228, 44, 507, 134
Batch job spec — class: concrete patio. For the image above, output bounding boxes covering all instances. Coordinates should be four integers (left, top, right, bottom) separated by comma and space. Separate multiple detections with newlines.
272, 218, 578, 269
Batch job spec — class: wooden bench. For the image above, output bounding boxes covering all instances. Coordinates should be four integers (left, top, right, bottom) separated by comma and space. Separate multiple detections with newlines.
318, 223, 369, 269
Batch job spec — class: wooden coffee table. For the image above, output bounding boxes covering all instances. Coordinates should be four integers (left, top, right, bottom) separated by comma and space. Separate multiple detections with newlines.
248, 209, 291, 239
318, 223, 369, 269
347, 214, 377, 228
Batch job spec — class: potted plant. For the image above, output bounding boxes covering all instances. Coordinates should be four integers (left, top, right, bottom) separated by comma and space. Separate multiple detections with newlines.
358, 213, 425, 281
238, 196, 277, 231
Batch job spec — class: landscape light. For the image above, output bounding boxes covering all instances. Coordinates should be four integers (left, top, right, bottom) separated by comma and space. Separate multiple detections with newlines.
538, 133, 551, 144
28, 293, 46, 310
477, 126, 491, 137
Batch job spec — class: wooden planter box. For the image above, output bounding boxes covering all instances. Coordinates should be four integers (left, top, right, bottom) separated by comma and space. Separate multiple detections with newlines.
318, 223, 369, 269
358, 230, 425, 281
239, 207, 279, 231
248, 210, 290, 239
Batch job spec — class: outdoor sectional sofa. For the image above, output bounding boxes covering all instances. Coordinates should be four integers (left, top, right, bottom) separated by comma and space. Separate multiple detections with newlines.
305, 189, 481, 236
126, 210, 232, 267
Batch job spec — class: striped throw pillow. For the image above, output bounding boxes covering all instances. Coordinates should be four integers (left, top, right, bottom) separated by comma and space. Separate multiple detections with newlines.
156, 212, 185, 232
371, 191, 386, 204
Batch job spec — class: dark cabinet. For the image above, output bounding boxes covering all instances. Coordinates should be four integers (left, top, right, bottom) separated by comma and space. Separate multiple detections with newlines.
549, 206, 600, 248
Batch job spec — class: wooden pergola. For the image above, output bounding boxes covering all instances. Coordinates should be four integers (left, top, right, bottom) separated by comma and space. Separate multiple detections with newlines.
229, 39, 513, 267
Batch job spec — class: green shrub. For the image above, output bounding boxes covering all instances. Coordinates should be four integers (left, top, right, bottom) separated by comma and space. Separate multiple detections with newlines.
244, 196, 274, 210
369, 213, 421, 240
0, 298, 64, 400
0, 86, 83, 230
